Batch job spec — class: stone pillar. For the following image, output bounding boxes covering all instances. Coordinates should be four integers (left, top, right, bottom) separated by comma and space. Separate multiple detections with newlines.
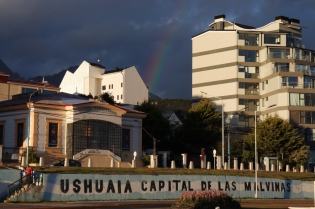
39, 157, 44, 166
286, 164, 290, 172
249, 162, 253, 171
88, 158, 92, 167
216, 156, 222, 170
224, 162, 227, 170
233, 158, 238, 170
271, 163, 275, 171
207, 161, 211, 170
110, 158, 114, 168
171, 160, 176, 169
132, 160, 136, 168
0, 145, 2, 166
240, 163, 244, 170
150, 155, 158, 168
21, 156, 26, 167
163, 152, 167, 168
189, 161, 194, 169
64, 158, 69, 167
181, 153, 187, 168
300, 165, 304, 173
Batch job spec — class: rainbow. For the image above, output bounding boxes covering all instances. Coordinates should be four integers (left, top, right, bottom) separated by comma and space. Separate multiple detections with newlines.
143, 2, 189, 96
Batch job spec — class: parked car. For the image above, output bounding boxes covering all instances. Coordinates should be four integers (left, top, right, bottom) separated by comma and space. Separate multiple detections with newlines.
49, 159, 81, 167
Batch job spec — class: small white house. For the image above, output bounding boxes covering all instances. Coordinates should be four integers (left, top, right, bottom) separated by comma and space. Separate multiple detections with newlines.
60, 61, 148, 105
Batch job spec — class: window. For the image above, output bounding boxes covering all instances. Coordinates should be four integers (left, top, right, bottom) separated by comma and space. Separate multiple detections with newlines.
239, 99, 245, 105
274, 63, 289, 72
238, 67, 245, 72
102, 85, 106, 90
112, 84, 113, 89
121, 95, 123, 99
0, 124, 3, 145
122, 129, 130, 150
239, 82, 245, 88
290, 93, 299, 106
266, 97, 268, 101
266, 80, 268, 84
121, 83, 123, 87
239, 115, 245, 122
239, 50, 258, 62
109, 85, 111, 89
117, 95, 119, 100
264, 34, 280, 44
17, 123, 24, 147
239, 33, 259, 46
49, 123, 58, 147
288, 77, 298, 87
262, 98, 264, 107
262, 82, 264, 90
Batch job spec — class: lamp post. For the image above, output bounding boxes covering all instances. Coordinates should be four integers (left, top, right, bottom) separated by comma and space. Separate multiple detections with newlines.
254, 110, 258, 198
26, 85, 47, 166
201, 91, 224, 168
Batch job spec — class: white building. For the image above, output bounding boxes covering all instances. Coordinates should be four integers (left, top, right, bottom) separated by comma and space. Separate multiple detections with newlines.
60, 61, 148, 105
192, 15, 315, 166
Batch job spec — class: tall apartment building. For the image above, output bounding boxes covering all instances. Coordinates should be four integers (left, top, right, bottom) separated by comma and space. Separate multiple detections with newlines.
192, 15, 315, 162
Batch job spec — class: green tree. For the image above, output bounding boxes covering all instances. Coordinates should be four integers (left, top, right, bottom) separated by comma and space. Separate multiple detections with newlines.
179, 99, 222, 156
134, 101, 171, 151
101, 92, 115, 104
242, 115, 308, 167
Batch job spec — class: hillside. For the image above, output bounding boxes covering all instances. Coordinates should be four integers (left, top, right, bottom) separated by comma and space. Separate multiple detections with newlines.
0, 59, 22, 78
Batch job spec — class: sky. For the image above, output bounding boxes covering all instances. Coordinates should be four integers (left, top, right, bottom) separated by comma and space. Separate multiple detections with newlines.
1, 0, 315, 99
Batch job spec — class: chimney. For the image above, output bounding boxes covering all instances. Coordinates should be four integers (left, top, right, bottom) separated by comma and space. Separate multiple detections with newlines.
214, 14, 225, 30
275, 16, 289, 24
289, 18, 300, 26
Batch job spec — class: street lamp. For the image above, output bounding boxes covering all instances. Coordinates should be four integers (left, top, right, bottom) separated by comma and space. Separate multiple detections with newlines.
26, 85, 47, 166
254, 110, 258, 198
200, 91, 224, 168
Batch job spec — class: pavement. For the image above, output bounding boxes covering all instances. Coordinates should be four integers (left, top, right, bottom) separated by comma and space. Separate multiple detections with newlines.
0, 199, 315, 209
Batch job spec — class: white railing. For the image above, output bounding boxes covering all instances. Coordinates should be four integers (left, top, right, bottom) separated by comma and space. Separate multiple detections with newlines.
73, 149, 121, 162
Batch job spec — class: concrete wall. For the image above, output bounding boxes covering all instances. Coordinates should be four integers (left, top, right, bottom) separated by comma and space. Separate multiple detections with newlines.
3, 171, 315, 202
0, 169, 21, 200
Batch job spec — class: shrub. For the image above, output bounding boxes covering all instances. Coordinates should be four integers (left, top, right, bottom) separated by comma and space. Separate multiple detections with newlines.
173, 190, 240, 209
22, 149, 39, 164
142, 154, 150, 166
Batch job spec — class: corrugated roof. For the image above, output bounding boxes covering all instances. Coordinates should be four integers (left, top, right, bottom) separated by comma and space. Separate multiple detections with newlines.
0, 71, 9, 76
8, 77, 60, 89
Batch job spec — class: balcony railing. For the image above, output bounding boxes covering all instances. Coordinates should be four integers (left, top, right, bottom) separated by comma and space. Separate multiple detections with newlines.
268, 52, 291, 59
281, 82, 315, 89
245, 90, 259, 95
245, 73, 259, 78
273, 66, 315, 76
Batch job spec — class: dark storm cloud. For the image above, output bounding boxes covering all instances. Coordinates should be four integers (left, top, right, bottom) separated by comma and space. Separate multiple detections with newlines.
0, 0, 314, 98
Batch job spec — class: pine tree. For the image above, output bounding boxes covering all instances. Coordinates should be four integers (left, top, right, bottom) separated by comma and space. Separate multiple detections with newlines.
242, 115, 308, 167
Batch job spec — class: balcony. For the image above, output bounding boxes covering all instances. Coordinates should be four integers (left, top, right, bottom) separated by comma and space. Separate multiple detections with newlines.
245, 73, 259, 78
268, 52, 291, 59
273, 66, 315, 76
245, 90, 259, 95
281, 82, 315, 89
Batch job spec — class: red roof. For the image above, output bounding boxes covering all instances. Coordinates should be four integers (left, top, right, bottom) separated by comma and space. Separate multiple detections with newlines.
8, 77, 59, 89
0, 71, 9, 76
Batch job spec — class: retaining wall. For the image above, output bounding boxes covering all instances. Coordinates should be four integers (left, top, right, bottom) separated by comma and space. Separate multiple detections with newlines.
1, 170, 314, 202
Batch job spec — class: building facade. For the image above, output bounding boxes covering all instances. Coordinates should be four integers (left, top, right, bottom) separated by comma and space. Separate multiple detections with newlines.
0, 92, 146, 166
59, 61, 148, 105
0, 71, 60, 102
192, 15, 315, 164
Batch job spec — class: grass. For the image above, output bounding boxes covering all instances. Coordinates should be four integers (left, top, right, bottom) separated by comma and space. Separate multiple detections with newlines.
32, 167, 315, 181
